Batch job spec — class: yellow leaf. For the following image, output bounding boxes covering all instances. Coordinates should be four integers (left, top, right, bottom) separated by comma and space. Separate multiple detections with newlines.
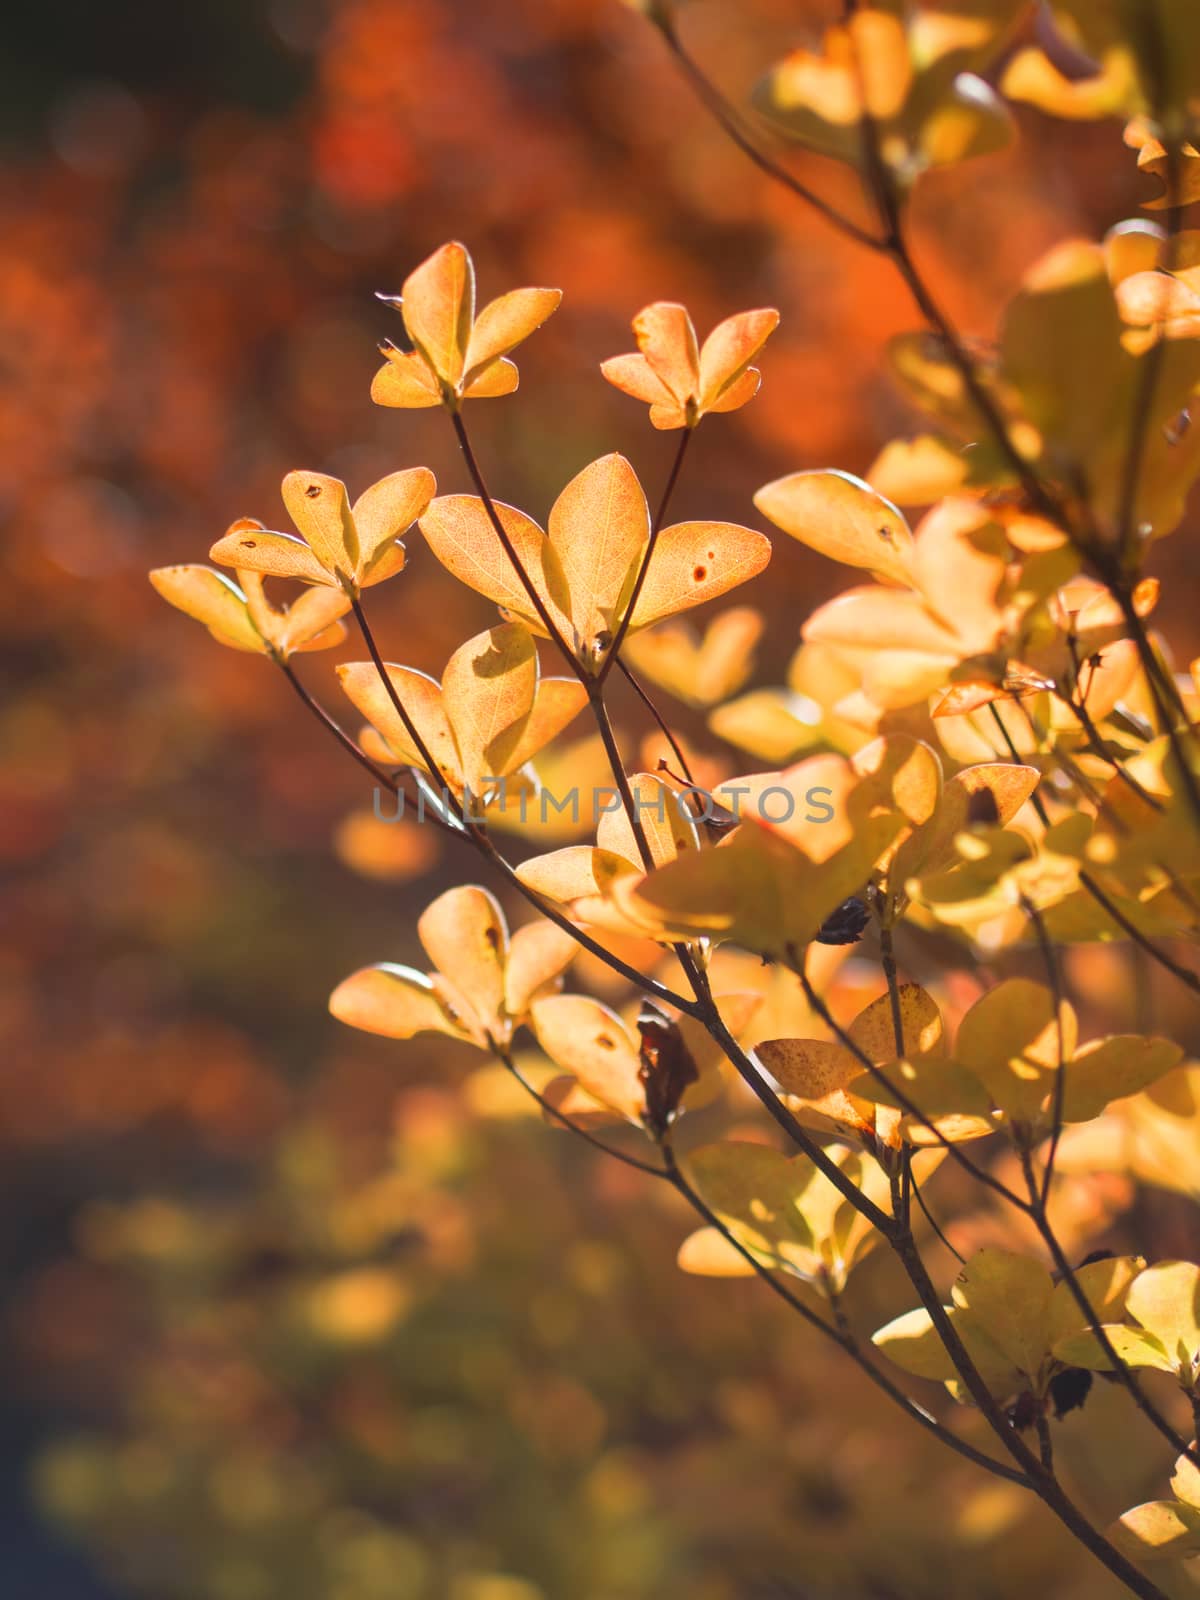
1110, 1499, 1200, 1562
623, 606, 763, 709
1060, 1035, 1184, 1123
503, 920, 579, 1019
950, 1248, 1054, 1382
148, 566, 266, 655
211, 469, 434, 595
281, 470, 359, 580
329, 964, 469, 1042
676, 1226, 757, 1278
891, 761, 1040, 890
240, 572, 351, 657
872, 1307, 960, 1381
399, 240, 475, 389
698, 308, 780, 412
418, 886, 508, 1041
1047, 1254, 1144, 1349
851, 983, 944, 1062
602, 301, 778, 428
615, 739, 933, 954
464, 286, 563, 384
371, 347, 442, 408
595, 771, 699, 870
441, 623, 538, 797
374, 242, 560, 407
338, 661, 461, 786
1054, 1324, 1177, 1376
419, 494, 569, 640
516, 845, 636, 904
685, 1140, 886, 1289
1002, 47, 1135, 121
505, 678, 589, 772
531, 994, 644, 1124
759, 1036, 877, 1141
350, 467, 437, 583
548, 452, 648, 657
754, 470, 914, 585
632, 301, 699, 405
629, 520, 772, 631
956, 978, 1078, 1126
1127, 1260, 1200, 1370
868, 435, 971, 504
461, 355, 520, 398
210, 518, 332, 587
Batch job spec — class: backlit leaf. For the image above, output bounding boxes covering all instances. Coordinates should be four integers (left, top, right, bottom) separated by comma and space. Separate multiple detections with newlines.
754, 470, 914, 585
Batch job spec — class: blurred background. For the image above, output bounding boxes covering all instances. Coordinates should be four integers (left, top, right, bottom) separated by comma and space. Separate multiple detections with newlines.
4, 1, 1200, 1596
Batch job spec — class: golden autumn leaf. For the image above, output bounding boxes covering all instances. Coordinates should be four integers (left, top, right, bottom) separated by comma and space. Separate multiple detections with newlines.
753, 5, 1015, 184
371, 241, 561, 409
601, 300, 779, 428
338, 620, 586, 800
515, 770, 699, 937
1004, 5, 1200, 130
609, 737, 937, 955
754, 470, 914, 586
683, 1140, 892, 1293
765, 982, 992, 1148
149, 565, 351, 658
210, 468, 435, 595
1125, 121, 1200, 211
623, 606, 763, 709
951, 979, 1182, 1136
875, 1249, 1143, 1403
1054, 1259, 1200, 1402
419, 452, 771, 670
330, 885, 577, 1051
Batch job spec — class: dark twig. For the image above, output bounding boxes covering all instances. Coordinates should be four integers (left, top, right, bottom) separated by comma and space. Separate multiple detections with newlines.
600, 426, 691, 677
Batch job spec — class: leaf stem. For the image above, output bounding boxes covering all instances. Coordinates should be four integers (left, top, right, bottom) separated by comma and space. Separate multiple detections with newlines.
659, 1144, 1031, 1487
654, 16, 883, 252
349, 593, 467, 817
795, 960, 1029, 1213
600, 425, 692, 678
494, 1044, 667, 1175
449, 409, 581, 671
616, 657, 698, 788
1017, 1146, 1200, 1471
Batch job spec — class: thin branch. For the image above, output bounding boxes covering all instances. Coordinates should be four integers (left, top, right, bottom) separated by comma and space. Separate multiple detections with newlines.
349, 594, 468, 815
278, 659, 422, 798
1076, 869, 1200, 997
495, 1039, 1028, 1487
795, 960, 1030, 1213
653, 16, 883, 252
889, 1229, 1170, 1600
910, 1166, 964, 1265
660, 1144, 1031, 1487
450, 409, 582, 670
878, 921, 906, 1058
589, 685, 658, 872
494, 1045, 667, 1175
984, 704, 1200, 999
600, 425, 691, 677
1020, 896, 1068, 1207
1018, 1148, 1200, 1472
616, 656, 698, 788
1061, 642, 1164, 814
